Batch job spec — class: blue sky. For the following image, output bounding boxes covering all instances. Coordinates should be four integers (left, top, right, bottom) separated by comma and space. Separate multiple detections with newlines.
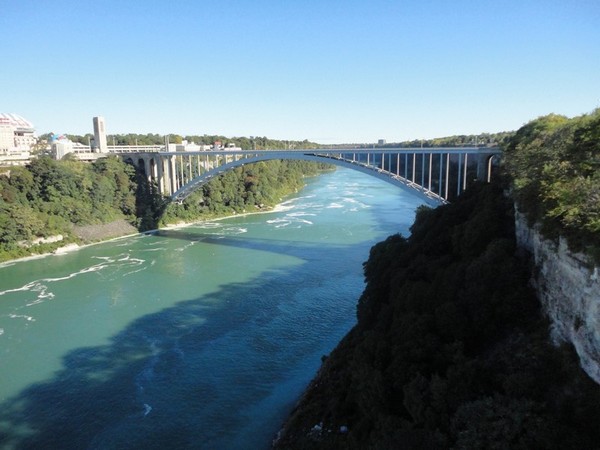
2, 0, 599, 143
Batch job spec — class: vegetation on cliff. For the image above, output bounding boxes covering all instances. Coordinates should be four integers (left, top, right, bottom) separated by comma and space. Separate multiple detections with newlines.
275, 182, 600, 449
0, 156, 329, 262
504, 109, 600, 262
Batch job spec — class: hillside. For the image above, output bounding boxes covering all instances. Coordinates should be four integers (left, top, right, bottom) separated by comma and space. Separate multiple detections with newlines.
274, 182, 600, 449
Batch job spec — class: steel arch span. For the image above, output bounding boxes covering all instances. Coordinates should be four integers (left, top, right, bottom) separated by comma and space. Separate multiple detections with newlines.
172, 152, 448, 206
131, 148, 501, 206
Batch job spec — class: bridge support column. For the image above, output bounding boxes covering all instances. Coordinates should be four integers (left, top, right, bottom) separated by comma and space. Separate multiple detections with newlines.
157, 156, 166, 195
143, 157, 152, 184
463, 153, 468, 190
151, 158, 158, 181
438, 154, 443, 197
445, 153, 450, 200
457, 153, 462, 197
169, 155, 177, 195
428, 154, 432, 191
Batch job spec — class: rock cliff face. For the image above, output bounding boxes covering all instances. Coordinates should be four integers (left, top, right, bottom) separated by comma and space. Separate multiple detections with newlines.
515, 211, 600, 383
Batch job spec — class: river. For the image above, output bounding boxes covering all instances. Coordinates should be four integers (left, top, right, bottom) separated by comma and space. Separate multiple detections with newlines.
0, 168, 424, 449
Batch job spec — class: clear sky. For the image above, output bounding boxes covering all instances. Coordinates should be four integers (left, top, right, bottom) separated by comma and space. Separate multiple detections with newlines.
2, 0, 599, 143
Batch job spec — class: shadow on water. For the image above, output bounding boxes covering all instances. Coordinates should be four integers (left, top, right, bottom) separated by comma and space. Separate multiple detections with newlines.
0, 236, 368, 450
153, 229, 348, 254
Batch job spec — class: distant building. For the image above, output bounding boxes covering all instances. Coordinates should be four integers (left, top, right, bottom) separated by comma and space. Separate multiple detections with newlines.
0, 113, 36, 164
0, 113, 36, 153
93, 116, 108, 153
50, 134, 93, 160
212, 141, 241, 151
225, 142, 242, 151
378, 139, 386, 146
178, 140, 201, 152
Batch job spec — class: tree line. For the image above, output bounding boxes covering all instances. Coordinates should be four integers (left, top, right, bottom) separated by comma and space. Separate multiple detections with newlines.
0, 156, 330, 262
37, 132, 322, 150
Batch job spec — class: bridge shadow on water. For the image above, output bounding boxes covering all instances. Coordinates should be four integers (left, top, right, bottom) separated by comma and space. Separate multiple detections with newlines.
152, 228, 353, 259
0, 231, 371, 450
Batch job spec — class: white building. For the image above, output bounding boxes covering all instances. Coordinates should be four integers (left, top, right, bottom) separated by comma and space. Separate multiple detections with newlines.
50, 134, 94, 160
166, 140, 204, 152
0, 113, 36, 155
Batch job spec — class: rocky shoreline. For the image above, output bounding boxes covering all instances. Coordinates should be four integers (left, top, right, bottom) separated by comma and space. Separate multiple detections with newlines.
72, 219, 139, 242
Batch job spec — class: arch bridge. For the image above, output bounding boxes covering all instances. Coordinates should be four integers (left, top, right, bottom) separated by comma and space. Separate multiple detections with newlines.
125, 148, 501, 206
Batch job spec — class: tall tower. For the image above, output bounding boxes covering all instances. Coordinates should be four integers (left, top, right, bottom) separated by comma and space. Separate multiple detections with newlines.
93, 116, 108, 153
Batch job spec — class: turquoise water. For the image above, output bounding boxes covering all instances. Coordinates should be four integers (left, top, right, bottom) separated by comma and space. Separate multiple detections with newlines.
0, 169, 424, 449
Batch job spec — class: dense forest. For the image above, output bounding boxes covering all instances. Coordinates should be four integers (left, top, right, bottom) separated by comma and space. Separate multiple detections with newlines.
504, 109, 600, 262
0, 156, 330, 262
274, 182, 600, 449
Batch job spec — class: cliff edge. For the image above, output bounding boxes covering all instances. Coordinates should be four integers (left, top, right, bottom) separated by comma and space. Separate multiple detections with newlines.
274, 183, 600, 449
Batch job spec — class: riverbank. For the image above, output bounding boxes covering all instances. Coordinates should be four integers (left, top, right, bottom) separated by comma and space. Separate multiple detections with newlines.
0, 198, 295, 267
72, 219, 138, 242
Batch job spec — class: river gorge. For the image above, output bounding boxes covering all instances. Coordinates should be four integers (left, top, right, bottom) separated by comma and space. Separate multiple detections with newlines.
0, 169, 424, 449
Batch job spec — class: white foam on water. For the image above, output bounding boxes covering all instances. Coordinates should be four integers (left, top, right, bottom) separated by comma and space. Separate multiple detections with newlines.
8, 313, 35, 322
147, 239, 171, 245
343, 198, 370, 209
294, 219, 313, 225
270, 204, 296, 213
0, 328, 4, 336
196, 222, 222, 229
287, 212, 317, 218
1, 254, 148, 305
279, 194, 315, 206
266, 218, 288, 224
122, 267, 148, 277
175, 241, 197, 252
25, 284, 55, 306
327, 203, 344, 209
0, 282, 36, 297
0, 265, 105, 309
223, 227, 248, 234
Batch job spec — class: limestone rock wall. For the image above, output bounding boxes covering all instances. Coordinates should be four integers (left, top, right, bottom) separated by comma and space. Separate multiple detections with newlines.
515, 212, 600, 383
